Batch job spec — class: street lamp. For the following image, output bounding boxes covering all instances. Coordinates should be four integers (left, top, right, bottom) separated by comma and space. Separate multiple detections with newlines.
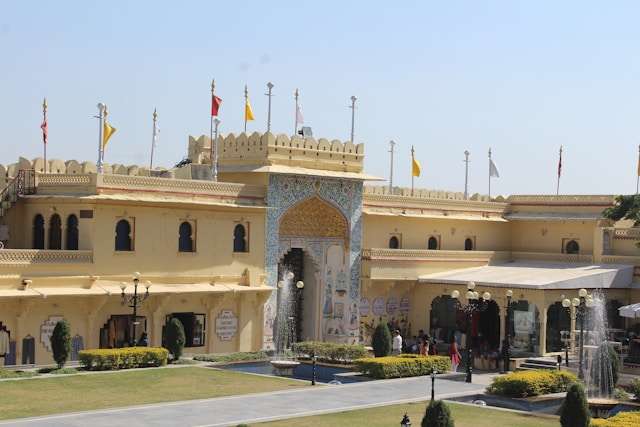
503, 289, 513, 373
562, 288, 593, 380
430, 369, 437, 401
120, 272, 151, 346
400, 413, 412, 427
451, 281, 492, 383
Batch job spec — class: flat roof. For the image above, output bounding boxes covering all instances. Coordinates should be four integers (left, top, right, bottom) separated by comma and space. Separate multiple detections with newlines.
418, 261, 634, 290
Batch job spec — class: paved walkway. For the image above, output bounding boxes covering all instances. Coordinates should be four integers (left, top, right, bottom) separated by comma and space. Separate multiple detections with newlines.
0, 376, 485, 427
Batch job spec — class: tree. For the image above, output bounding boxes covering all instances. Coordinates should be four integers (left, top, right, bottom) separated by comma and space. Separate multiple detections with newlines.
371, 322, 391, 357
590, 342, 620, 396
422, 400, 454, 427
164, 317, 186, 362
50, 319, 71, 369
560, 382, 590, 427
603, 195, 640, 248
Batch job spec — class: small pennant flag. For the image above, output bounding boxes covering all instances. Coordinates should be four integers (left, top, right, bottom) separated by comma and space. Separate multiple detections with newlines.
558, 146, 563, 178
296, 104, 304, 124
489, 158, 500, 178
40, 118, 48, 145
245, 98, 255, 121
211, 95, 222, 117
103, 121, 116, 148
412, 157, 421, 177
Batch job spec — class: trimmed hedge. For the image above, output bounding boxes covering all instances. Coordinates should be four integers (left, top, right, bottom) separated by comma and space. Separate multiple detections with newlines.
590, 411, 640, 427
79, 347, 168, 370
487, 369, 577, 398
193, 351, 268, 363
292, 341, 368, 364
354, 354, 451, 379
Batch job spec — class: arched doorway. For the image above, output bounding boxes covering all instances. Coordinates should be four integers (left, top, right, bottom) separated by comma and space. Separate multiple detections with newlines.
546, 302, 571, 352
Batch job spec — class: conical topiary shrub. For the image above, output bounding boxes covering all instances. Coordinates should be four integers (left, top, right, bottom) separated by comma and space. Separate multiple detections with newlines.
50, 319, 71, 369
560, 382, 590, 427
164, 317, 186, 362
371, 323, 391, 357
422, 399, 454, 427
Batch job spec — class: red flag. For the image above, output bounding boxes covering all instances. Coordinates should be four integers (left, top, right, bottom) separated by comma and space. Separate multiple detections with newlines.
211, 95, 222, 116
41, 117, 48, 144
557, 146, 563, 178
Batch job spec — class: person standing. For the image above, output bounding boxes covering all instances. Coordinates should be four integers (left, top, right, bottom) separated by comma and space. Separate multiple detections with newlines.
419, 336, 429, 356
392, 329, 403, 356
449, 339, 462, 372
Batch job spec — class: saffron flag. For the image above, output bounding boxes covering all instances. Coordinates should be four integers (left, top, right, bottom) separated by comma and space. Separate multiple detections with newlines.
412, 157, 421, 177
103, 121, 117, 148
211, 95, 222, 117
40, 118, 48, 145
245, 99, 255, 121
489, 158, 500, 178
296, 104, 304, 124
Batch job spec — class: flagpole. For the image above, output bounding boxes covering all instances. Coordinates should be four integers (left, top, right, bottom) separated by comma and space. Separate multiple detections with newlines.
556, 145, 563, 196
102, 105, 109, 167
213, 117, 220, 181
411, 145, 415, 196
42, 98, 47, 174
265, 82, 274, 133
244, 85, 249, 133
636, 144, 639, 195
389, 140, 395, 192
294, 88, 299, 135
464, 150, 470, 200
349, 95, 357, 142
210, 79, 216, 179
150, 108, 157, 173
488, 148, 492, 199
96, 103, 105, 174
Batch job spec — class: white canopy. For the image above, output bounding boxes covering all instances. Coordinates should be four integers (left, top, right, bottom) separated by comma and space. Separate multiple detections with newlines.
619, 303, 640, 319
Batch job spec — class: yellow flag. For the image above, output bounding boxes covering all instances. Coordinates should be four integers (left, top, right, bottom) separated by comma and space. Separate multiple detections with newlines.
103, 121, 116, 148
245, 99, 255, 121
412, 157, 421, 177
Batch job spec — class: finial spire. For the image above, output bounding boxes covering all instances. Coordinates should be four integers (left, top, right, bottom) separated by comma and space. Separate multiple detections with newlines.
211, 79, 215, 94
349, 95, 357, 143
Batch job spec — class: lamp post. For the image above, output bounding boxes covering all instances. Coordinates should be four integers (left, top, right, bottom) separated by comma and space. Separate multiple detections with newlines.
503, 289, 513, 373
451, 281, 492, 383
120, 272, 151, 347
562, 288, 593, 380
430, 369, 437, 401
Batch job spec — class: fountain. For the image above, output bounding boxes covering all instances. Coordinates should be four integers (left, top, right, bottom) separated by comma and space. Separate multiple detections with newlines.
270, 270, 304, 376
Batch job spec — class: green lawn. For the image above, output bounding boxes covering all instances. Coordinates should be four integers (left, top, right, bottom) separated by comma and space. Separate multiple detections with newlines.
255, 401, 558, 427
0, 366, 305, 420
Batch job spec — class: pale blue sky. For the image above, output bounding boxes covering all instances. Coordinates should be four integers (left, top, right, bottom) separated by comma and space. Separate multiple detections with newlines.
2, 1, 640, 195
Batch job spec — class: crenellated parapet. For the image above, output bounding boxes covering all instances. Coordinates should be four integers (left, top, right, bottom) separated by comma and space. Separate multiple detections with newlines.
189, 131, 365, 173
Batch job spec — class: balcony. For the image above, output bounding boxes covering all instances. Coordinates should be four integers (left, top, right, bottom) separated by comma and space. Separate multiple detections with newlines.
0, 249, 93, 266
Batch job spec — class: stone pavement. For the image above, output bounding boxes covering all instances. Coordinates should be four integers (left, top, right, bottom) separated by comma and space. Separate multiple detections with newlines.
0, 375, 486, 427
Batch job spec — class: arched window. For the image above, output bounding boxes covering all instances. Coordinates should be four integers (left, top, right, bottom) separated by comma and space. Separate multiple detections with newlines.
565, 240, 580, 254
464, 238, 474, 251
115, 219, 132, 251
66, 215, 79, 250
428, 236, 439, 250
388, 236, 400, 249
233, 224, 247, 252
178, 221, 194, 252
48, 214, 62, 250
32, 214, 45, 249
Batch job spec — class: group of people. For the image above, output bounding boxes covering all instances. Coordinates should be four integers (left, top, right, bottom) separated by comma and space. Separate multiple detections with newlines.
391, 329, 462, 372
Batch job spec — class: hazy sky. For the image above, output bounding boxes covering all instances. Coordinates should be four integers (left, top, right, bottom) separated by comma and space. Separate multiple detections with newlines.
2, 1, 640, 196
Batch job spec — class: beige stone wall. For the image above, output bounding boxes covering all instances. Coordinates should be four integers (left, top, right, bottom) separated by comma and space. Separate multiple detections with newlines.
509, 220, 596, 254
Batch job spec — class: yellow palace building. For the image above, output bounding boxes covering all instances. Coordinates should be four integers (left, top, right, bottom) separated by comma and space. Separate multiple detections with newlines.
0, 131, 638, 366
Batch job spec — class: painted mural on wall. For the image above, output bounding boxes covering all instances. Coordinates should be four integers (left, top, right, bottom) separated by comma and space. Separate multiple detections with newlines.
264, 174, 363, 348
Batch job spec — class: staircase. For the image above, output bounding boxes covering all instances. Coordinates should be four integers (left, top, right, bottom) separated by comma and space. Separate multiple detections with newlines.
0, 169, 36, 247
517, 356, 566, 371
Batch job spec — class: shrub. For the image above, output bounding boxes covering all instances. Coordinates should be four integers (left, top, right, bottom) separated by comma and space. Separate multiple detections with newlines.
372, 323, 391, 357
590, 411, 640, 426
78, 347, 168, 370
50, 319, 72, 369
292, 341, 368, 363
590, 342, 620, 396
487, 369, 577, 398
0, 368, 36, 379
560, 383, 590, 427
354, 355, 451, 379
628, 378, 640, 401
422, 400, 454, 427
193, 351, 268, 363
164, 318, 186, 361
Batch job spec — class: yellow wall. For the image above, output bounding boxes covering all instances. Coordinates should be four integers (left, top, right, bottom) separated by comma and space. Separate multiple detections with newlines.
509, 220, 596, 254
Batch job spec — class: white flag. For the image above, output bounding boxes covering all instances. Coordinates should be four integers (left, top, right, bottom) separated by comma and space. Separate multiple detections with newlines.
489, 158, 500, 178
296, 104, 304, 124
152, 122, 160, 148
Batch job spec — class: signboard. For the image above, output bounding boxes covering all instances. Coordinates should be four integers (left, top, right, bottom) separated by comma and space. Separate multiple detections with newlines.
386, 297, 398, 315
514, 311, 535, 335
40, 315, 64, 352
359, 297, 370, 317
399, 297, 410, 314
372, 297, 385, 316
215, 310, 238, 341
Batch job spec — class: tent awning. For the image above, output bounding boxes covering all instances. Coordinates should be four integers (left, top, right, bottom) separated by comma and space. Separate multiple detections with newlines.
619, 303, 640, 319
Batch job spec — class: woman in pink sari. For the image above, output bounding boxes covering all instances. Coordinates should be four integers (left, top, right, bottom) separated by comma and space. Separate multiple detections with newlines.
449, 340, 461, 372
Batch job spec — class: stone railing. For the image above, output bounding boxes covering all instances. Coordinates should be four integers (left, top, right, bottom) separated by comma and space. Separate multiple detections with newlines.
0, 249, 94, 265
600, 255, 640, 265
511, 251, 594, 263
361, 248, 510, 262
507, 195, 615, 206
612, 228, 640, 240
